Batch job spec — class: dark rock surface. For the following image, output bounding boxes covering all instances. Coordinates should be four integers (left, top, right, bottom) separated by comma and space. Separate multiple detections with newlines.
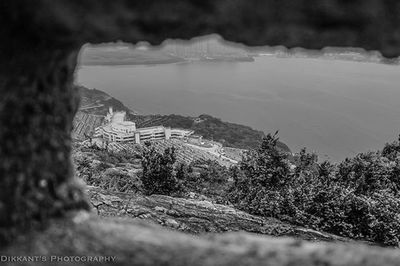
2, 1, 400, 57
88, 186, 350, 243
0, 48, 91, 242
1, 0, 400, 237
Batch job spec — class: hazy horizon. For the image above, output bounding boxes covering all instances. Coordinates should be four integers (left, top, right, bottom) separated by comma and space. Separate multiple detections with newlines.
76, 56, 400, 162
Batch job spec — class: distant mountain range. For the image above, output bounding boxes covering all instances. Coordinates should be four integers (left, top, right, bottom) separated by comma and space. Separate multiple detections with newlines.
160, 36, 254, 62
253, 46, 399, 64
78, 35, 399, 66
79, 45, 184, 66
74, 85, 290, 152
79, 37, 254, 66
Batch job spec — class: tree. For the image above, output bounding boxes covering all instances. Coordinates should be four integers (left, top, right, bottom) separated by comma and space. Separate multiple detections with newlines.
228, 132, 292, 217
382, 134, 400, 160
241, 132, 290, 187
176, 163, 189, 182
140, 145, 180, 196
228, 133, 400, 246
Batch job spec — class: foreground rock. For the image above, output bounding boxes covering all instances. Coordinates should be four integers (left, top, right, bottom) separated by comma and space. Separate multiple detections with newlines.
2, 213, 399, 266
88, 186, 350, 243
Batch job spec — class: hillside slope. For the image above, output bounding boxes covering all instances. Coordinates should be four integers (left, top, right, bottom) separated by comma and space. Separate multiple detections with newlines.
130, 113, 290, 151
72, 86, 136, 140
250, 46, 399, 64
74, 85, 290, 152
76, 85, 134, 115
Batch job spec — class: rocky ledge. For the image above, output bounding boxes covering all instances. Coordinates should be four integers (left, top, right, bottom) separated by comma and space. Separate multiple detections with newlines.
1, 211, 399, 266
2, 187, 397, 266
88, 186, 351, 243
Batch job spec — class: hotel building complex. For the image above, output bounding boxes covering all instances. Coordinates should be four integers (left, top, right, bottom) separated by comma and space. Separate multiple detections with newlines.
95, 108, 194, 144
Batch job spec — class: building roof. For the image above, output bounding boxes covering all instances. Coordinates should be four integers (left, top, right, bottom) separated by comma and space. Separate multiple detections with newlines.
116, 121, 135, 127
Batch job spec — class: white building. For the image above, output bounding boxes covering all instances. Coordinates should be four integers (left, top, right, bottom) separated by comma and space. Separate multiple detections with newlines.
95, 107, 194, 144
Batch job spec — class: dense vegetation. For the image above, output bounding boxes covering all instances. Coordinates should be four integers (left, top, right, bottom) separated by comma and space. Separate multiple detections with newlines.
140, 143, 181, 195
227, 133, 400, 246
177, 160, 231, 202
73, 130, 400, 247
73, 142, 231, 201
133, 133, 400, 246
139, 142, 231, 201
73, 144, 143, 193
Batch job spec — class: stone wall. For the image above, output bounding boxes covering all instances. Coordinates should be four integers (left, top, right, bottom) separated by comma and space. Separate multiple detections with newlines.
1, 1, 400, 264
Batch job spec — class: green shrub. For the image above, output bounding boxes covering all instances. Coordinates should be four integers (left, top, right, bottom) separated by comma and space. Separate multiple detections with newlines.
99, 168, 142, 193
181, 160, 231, 202
228, 133, 400, 246
140, 145, 182, 196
